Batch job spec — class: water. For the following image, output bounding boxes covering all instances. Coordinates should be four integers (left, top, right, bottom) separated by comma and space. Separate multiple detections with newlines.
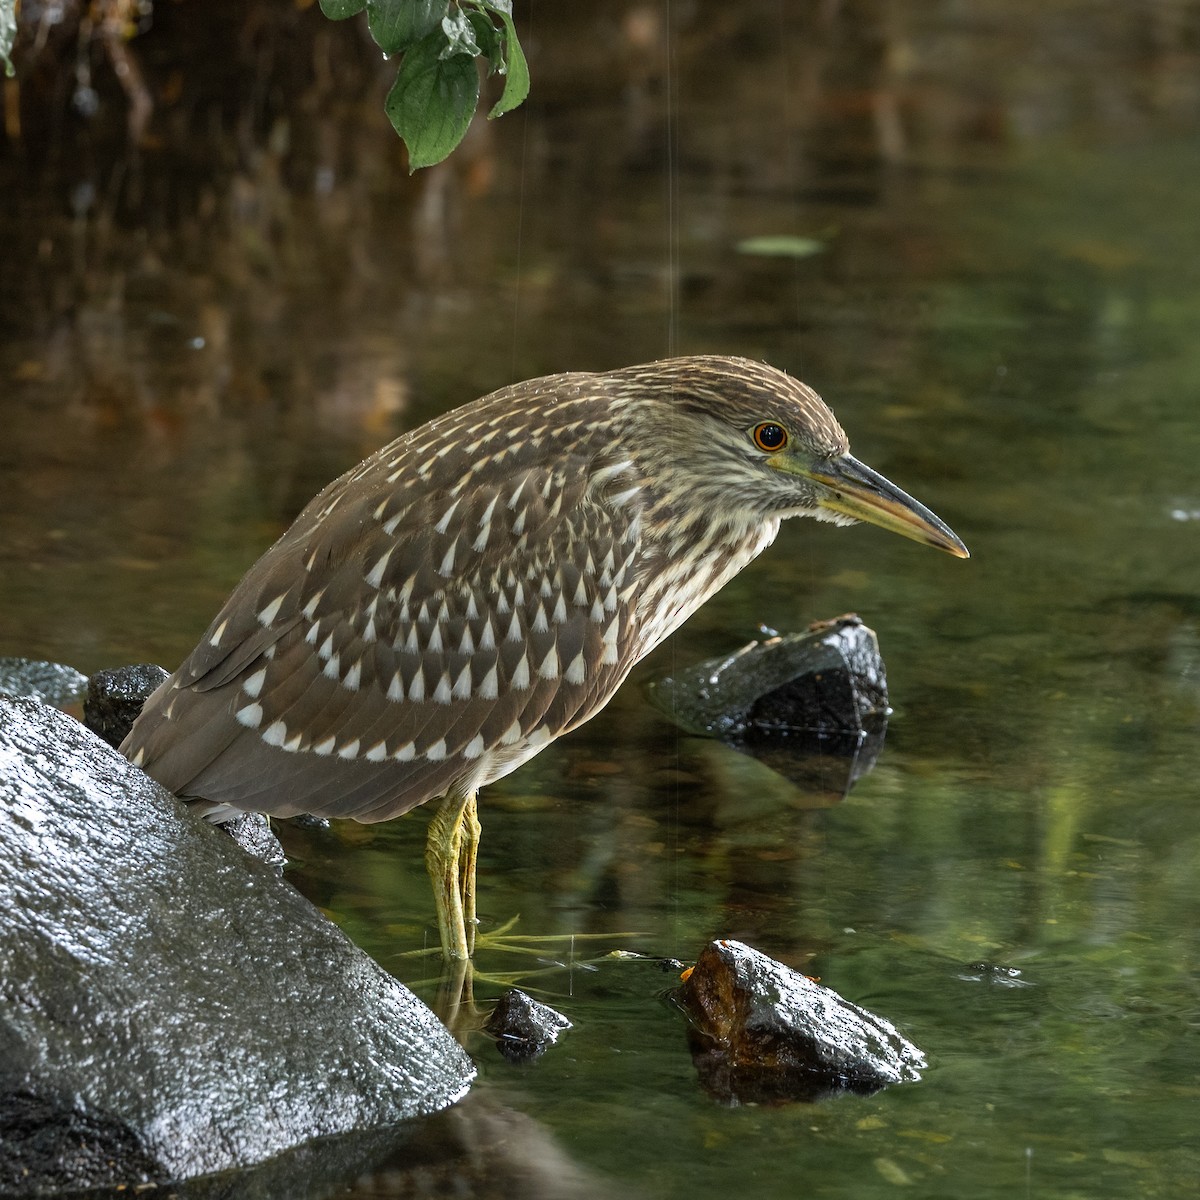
3, 3, 1199, 1196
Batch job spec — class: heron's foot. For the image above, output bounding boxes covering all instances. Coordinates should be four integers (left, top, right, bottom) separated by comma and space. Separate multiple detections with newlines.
402, 914, 643, 973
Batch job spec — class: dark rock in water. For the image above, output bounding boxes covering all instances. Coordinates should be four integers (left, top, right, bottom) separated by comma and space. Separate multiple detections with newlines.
83, 662, 169, 748
675, 940, 925, 1104
647, 614, 887, 739
645, 615, 889, 795
0, 695, 474, 1195
485, 990, 572, 1063
0, 657, 88, 707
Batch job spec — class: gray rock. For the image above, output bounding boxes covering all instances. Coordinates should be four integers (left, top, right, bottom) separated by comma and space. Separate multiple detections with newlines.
646, 615, 888, 739
646, 616, 889, 795
0, 657, 88, 707
676, 939, 925, 1104
0, 696, 475, 1195
83, 662, 169, 748
485, 990, 572, 1063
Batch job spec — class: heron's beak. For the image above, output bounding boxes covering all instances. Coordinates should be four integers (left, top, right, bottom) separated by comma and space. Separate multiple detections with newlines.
805, 454, 969, 558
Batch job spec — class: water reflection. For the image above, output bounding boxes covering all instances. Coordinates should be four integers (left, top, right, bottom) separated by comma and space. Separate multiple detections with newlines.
4, 2, 1200, 1199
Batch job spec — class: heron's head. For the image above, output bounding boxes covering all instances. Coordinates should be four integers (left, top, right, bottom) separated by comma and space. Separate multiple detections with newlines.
613, 355, 969, 558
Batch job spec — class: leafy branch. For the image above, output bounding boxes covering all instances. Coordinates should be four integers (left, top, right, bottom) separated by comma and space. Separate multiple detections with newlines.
319, 0, 529, 171
1, 0, 16, 78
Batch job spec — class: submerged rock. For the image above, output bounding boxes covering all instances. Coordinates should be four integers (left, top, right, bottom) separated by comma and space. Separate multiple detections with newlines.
0, 695, 474, 1195
485, 990, 572, 1063
0, 657, 88, 707
83, 662, 169, 748
676, 940, 925, 1104
646, 615, 889, 795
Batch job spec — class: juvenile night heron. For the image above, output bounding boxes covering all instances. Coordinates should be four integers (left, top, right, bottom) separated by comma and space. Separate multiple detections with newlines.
122, 356, 967, 960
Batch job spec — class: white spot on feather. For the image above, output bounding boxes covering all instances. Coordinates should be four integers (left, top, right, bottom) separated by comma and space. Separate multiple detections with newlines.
511, 654, 530, 690
365, 741, 388, 762
257, 593, 287, 627
480, 617, 496, 651
452, 664, 472, 701
236, 703, 263, 729
262, 719, 288, 746
302, 589, 325, 620
313, 736, 336, 756
426, 739, 447, 761
479, 664, 498, 699
209, 618, 229, 647
337, 739, 360, 760
243, 668, 267, 698
433, 673, 453, 704
463, 734, 485, 759
565, 653, 587, 685
537, 647, 559, 680
365, 546, 394, 589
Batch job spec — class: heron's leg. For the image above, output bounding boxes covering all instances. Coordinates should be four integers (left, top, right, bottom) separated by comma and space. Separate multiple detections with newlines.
425, 787, 478, 961
460, 790, 481, 958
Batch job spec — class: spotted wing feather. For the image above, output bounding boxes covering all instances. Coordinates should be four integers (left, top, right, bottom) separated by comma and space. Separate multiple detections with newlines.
122, 381, 647, 822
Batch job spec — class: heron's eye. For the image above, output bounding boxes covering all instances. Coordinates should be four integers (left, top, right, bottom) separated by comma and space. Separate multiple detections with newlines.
752, 423, 788, 452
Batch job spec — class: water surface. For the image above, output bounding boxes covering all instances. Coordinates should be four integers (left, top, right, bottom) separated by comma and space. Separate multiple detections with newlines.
2, 3, 1198, 1197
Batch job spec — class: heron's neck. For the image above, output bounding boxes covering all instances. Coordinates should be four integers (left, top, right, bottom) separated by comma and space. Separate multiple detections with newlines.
629, 513, 781, 657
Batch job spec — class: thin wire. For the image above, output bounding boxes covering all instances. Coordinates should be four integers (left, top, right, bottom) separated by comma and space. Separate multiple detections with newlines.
664, 0, 679, 358
509, 1, 534, 378
663, 0, 682, 954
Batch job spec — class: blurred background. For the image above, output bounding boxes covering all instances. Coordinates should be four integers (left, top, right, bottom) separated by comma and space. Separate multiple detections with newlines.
2, 2, 1199, 1197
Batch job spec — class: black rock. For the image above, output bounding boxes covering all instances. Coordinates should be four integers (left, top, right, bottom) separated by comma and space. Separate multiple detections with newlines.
0, 657, 88, 707
485, 990, 572, 1063
83, 662, 170, 748
0, 695, 475, 1195
676, 939, 925, 1104
645, 615, 889, 795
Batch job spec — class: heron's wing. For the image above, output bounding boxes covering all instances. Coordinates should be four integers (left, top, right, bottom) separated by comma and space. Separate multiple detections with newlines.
122, 385, 647, 821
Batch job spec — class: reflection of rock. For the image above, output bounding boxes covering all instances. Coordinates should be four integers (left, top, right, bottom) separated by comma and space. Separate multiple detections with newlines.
646, 615, 888, 795
0, 696, 474, 1193
84, 662, 169, 747
485, 990, 572, 1063
351, 1092, 622, 1200
0, 657, 88, 707
675, 940, 925, 1104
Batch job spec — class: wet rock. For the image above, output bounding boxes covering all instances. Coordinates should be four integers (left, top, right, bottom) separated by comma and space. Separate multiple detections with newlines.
0, 657, 88, 707
646, 615, 889, 795
648, 614, 887, 739
83, 662, 169, 748
0, 695, 475, 1195
220, 811, 287, 870
485, 990, 572, 1063
676, 940, 925, 1104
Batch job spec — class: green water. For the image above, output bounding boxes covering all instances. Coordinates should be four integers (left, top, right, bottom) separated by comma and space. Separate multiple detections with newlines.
3, 4, 1199, 1197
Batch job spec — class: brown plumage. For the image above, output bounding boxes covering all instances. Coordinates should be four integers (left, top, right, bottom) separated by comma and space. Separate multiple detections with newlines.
122, 355, 967, 958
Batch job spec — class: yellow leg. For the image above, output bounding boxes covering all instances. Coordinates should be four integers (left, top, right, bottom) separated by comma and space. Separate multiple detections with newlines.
425, 788, 480, 961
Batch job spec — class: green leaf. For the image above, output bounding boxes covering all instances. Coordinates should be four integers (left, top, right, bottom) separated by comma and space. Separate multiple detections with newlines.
736, 235, 826, 258
1, 0, 17, 78
439, 9, 481, 60
465, 11, 503, 75
319, 0, 367, 20
385, 29, 481, 170
367, 0, 447, 56
486, 7, 529, 117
